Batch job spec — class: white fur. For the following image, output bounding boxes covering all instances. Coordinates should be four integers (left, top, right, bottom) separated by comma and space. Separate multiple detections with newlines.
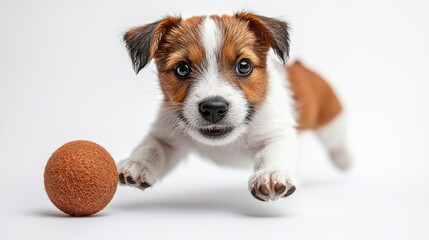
316, 112, 351, 170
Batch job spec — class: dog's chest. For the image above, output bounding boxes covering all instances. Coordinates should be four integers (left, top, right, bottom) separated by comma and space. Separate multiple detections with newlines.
192, 140, 256, 169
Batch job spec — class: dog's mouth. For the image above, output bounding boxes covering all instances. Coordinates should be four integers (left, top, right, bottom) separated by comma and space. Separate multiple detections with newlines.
198, 125, 234, 138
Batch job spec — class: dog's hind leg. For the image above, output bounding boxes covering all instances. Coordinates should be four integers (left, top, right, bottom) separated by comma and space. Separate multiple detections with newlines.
316, 113, 351, 170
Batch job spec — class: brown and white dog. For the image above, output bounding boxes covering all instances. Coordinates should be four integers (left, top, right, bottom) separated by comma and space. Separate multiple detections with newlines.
118, 12, 351, 202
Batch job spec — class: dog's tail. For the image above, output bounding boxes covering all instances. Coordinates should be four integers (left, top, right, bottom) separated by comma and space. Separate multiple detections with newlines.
287, 61, 351, 170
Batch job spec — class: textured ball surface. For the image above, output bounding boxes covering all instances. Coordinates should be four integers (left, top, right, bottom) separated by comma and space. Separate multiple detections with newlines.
44, 140, 118, 216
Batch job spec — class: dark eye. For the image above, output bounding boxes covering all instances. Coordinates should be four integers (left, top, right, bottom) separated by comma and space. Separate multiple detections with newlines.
236, 58, 253, 76
175, 61, 191, 79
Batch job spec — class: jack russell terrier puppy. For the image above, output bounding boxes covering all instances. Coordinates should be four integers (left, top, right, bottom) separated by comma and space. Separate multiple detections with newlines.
118, 12, 351, 202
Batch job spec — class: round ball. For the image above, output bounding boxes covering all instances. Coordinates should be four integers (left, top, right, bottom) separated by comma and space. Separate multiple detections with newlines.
44, 140, 118, 216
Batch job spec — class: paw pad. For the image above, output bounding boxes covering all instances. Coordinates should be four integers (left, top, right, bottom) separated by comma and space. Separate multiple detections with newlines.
117, 160, 157, 190
249, 169, 297, 201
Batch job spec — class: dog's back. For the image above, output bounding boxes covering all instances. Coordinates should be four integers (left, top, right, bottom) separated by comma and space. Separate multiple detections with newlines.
287, 61, 342, 131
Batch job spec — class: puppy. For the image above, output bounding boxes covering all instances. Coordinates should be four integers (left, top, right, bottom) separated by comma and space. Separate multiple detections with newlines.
118, 12, 351, 202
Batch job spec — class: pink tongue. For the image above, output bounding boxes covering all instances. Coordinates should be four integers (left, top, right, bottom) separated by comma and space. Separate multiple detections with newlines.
211, 126, 221, 131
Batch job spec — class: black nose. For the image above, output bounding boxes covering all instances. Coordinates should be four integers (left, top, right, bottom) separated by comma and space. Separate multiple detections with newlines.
199, 97, 229, 124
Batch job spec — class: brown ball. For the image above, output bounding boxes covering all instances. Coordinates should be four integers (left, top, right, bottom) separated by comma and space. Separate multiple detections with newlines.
44, 140, 118, 216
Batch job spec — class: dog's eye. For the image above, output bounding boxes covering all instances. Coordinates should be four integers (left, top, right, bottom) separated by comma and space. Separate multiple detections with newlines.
236, 58, 253, 77
175, 61, 191, 79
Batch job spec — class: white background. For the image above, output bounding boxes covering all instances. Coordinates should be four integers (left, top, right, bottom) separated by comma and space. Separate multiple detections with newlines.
1, 0, 429, 239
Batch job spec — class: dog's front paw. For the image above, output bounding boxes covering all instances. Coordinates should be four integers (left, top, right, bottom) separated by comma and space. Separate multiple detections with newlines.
117, 159, 158, 190
249, 169, 297, 202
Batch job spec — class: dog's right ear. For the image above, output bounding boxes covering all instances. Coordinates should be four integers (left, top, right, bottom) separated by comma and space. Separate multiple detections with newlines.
123, 17, 181, 74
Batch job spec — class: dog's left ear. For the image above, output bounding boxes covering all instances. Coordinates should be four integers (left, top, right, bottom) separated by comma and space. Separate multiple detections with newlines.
123, 16, 181, 73
235, 12, 290, 63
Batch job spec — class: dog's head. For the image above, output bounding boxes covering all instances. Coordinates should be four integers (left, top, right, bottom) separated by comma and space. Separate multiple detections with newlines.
124, 12, 289, 146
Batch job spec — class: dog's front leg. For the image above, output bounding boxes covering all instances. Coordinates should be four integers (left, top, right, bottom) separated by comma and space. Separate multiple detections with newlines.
249, 134, 299, 202
117, 134, 172, 190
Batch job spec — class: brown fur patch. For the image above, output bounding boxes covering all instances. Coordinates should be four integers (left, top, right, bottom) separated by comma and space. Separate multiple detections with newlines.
287, 61, 343, 130
212, 15, 271, 107
153, 16, 205, 105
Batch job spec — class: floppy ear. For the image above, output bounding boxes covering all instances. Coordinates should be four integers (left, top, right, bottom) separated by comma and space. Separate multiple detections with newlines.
123, 16, 181, 73
235, 12, 290, 63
